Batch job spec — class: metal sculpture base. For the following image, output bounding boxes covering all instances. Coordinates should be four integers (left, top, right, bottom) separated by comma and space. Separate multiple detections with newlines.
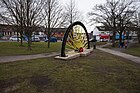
55, 48, 93, 60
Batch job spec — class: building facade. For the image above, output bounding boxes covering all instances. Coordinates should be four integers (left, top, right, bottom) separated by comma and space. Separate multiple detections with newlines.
92, 26, 139, 42
0, 24, 67, 40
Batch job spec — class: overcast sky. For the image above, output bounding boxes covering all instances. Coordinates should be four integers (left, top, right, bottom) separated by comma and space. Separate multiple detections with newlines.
60, 0, 140, 32
60, 0, 106, 32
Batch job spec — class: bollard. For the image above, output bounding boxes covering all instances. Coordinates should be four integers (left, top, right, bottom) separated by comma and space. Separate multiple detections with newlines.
94, 45, 96, 49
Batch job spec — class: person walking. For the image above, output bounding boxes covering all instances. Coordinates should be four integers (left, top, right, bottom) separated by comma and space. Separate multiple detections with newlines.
124, 40, 128, 48
91, 31, 96, 49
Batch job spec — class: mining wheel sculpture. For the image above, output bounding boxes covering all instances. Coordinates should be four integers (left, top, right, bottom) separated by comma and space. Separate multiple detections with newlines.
61, 21, 90, 57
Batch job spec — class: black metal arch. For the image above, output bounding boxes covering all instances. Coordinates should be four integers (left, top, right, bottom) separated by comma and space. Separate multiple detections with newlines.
61, 21, 90, 57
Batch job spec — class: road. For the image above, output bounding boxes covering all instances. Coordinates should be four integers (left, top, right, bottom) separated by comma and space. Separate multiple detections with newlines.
0, 40, 10, 42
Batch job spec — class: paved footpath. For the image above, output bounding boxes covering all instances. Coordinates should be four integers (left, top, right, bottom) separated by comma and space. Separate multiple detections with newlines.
97, 47, 140, 64
0, 45, 140, 64
0, 52, 60, 63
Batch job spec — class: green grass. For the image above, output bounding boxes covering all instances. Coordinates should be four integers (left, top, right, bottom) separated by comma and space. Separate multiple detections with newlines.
102, 42, 119, 48
90, 42, 107, 48
124, 43, 140, 57
0, 42, 61, 56
0, 50, 140, 93
0, 41, 107, 56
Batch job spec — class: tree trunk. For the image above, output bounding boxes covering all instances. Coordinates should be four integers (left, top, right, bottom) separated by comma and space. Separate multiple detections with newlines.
20, 36, 23, 46
112, 31, 116, 47
138, 31, 140, 43
119, 32, 123, 44
20, 32, 23, 46
47, 36, 50, 48
17, 32, 19, 42
47, 29, 51, 49
47, 28, 50, 48
27, 36, 32, 50
138, 34, 140, 43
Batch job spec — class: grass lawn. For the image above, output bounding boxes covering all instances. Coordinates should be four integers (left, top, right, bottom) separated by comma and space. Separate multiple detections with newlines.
90, 41, 107, 47
0, 50, 140, 93
0, 42, 61, 56
102, 42, 119, 49
124, 43, 140, 57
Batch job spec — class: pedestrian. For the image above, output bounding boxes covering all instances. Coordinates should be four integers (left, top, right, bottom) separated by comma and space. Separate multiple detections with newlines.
124, 40, 128, 48
92, 35, 97, 49
93, 39, 96, 49
121, 41, 124, 48
118, 42, 121, 48
91, 31, 96, 49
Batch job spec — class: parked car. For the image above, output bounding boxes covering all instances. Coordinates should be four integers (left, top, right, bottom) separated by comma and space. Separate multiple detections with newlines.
31, 37, 40, 42
44, 37, 57, 42
61, 37, 72, 42
9, 36, 21, 41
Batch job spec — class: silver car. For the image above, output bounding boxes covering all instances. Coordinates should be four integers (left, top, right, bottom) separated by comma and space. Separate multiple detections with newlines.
9, 36, 21, 41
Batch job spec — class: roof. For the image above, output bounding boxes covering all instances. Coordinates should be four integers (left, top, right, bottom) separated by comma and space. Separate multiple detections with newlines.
45, 28, 67, 33
0, 24, 67, 33
96, 26, 140, 31
96, 26, 112, 31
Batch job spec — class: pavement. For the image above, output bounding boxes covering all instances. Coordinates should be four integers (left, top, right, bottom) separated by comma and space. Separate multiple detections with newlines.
0, 42, 140, 64
97, 42, 140, 64
97, 47, 140, 64
0, 52, 60, 63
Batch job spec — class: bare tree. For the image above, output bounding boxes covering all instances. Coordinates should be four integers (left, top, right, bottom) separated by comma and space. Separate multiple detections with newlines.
23, 0, 44, 50
116, 0, 136, 43
0, 0, 44, 50
42, 0, 65, 48
133, 0, 140, 43
64, 0, 82, 26
0, 0, 25, 46
133, 12, 140, 43
88, 0, 120, 47
88, 0, 136, 46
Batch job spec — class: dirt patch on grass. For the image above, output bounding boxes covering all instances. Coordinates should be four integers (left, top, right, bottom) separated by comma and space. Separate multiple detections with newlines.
30, 76, 52, 87
0, 78, 20, 92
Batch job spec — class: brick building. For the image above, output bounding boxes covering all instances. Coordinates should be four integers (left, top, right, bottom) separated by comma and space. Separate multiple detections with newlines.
0, 24, 67, 40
